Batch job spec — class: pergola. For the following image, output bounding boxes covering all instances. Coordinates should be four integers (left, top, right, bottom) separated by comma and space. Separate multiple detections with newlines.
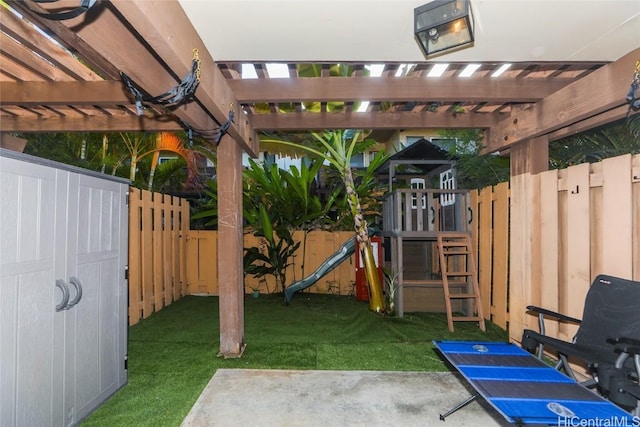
1, 0, 639, 357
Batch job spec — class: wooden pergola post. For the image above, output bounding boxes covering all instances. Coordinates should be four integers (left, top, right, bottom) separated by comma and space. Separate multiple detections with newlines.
216, 133, 246, 357
508, 135, 549, 340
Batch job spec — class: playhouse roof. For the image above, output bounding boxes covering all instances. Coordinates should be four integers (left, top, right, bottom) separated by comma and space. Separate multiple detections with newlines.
378, 139, 454, 177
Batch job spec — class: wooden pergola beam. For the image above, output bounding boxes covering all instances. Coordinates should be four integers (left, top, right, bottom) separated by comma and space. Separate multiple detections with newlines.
0, 114, 184, 133
109, 0, 259, 157
7, 1, 217, 136
230, 77, 575, 104
0, 81, 131, 105
547, 105, 636, 141
250, 110, 500, 130
488, 48, 640, 151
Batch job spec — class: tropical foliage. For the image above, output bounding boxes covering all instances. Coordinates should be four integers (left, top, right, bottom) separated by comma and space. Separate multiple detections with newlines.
549, 116, 640, 168
19, 131, 205, 193
438, 128, 510, 189
262, 130, 388, 313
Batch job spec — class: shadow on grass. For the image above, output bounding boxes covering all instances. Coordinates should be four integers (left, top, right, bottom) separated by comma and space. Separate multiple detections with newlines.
82, 293, 508, 426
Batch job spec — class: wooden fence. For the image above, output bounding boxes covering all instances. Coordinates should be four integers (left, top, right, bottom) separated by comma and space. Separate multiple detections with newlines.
510, 153, 640, 342
183, 230, 356, 297
468, 181, 510, 331
126, 153, 639, 336
128, 188, 189, 325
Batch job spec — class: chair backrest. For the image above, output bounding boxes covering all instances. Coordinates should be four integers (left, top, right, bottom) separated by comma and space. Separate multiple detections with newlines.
575, 274, 640, 353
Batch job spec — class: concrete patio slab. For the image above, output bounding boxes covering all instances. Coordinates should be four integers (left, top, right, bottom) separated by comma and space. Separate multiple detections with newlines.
181, 369, 513, 426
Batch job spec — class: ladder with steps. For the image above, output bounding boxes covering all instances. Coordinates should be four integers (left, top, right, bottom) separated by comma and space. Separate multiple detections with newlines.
437, 232, 486, 332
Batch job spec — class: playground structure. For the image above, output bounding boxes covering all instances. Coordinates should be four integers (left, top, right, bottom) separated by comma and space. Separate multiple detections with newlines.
284, 228, 381, 303
283, 139, 483, 330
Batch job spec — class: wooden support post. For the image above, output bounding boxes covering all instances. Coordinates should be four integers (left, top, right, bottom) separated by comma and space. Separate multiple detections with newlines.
508, 136, 547, 340
510, 135, 549, 177
217, 133, 246, 358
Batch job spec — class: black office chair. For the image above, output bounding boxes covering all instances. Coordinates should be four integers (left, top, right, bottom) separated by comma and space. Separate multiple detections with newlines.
521, 274, 640, 389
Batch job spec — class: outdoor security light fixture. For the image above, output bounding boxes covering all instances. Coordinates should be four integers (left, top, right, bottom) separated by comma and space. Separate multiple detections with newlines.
414, 0, 474, 58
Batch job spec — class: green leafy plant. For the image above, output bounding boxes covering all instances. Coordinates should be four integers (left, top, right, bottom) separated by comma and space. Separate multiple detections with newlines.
243, 205, 301, 294
382, 267, 401, 315
261, 130, 388, 313
438, 129, 510, 189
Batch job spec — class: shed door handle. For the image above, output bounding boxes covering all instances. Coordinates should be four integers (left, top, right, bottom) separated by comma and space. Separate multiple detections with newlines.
66, 276, 83, 309
55, 279, 70, 312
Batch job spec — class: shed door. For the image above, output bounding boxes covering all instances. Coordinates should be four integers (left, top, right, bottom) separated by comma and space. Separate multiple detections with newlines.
64, 173, 128, 424
0, 156, 67, 427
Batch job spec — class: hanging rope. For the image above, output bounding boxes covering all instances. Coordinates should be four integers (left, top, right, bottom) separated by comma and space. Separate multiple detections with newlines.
121, 49, 201, 116
19, 0, 98, 21
627, 60, 640, 117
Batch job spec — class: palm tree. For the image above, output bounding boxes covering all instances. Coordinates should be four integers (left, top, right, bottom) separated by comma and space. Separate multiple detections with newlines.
262, 130, 387, 314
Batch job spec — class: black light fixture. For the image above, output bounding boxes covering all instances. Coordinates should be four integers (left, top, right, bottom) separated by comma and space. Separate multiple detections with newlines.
414, 0, 474, 58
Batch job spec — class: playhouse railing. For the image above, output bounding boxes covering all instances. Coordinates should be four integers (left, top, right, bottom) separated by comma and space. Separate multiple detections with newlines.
381, 188, 471, 236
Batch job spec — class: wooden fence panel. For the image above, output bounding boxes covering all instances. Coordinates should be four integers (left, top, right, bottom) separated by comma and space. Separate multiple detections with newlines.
469, 182, 510, 330
127, 155, 638, 333
179, 203, 190, 297
477, 186, 493, 322
128, 188, 142, 324
152, 193, 164, 311
563, 162, 591, 341
601, 155, 633, 277
510, 153, 640, 343
186, 230, 217, 295
491, 182, 509, 329
128, 188, 189, 325
141, 189, 154, 319
538, 169, 560, 338
204, 230, 356, 297
162, 196, 173, 306
335, 231, 357, 296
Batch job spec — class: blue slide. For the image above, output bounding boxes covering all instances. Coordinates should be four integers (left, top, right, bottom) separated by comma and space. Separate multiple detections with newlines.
284, 235, 356, 303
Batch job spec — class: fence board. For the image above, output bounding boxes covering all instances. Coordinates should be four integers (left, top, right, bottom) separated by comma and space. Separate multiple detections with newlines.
601, 155, 633, 277
539, 169, 560, 338
172, 204, 181, 301
477, 186, 493, 321
141, 189, 154, 319
335, 231, 356, 296
563, 163, 591, 341
491, 182, 509, 329
152, 193, 164, 310
163, 196, 173, 306
128, 188, 142, 325
469, 189, 479, 279
180, 203, 190, 296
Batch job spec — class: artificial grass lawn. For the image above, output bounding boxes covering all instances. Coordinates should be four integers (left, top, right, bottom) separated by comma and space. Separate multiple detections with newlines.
81, 293, 508, 426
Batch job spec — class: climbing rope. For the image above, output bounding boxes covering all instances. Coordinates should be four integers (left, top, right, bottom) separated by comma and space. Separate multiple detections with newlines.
627, 60, 640, 116
20, 0, 98, 21
121, 49, 201, 116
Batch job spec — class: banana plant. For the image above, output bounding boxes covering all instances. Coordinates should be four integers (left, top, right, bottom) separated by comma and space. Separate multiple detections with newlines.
261, 130, 387, 313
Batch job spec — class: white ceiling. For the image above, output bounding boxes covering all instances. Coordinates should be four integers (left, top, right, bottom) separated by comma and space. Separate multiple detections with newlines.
179, 0, 640, 64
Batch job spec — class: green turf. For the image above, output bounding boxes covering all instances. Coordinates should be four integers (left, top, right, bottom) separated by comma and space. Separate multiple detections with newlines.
81, 293, 508, 426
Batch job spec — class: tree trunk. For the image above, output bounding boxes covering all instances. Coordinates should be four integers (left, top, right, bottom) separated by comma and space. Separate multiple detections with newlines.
344, 167, 386, 313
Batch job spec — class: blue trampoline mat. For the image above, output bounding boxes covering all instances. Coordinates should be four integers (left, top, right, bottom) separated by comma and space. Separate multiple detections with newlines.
434, 340, 638, 426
